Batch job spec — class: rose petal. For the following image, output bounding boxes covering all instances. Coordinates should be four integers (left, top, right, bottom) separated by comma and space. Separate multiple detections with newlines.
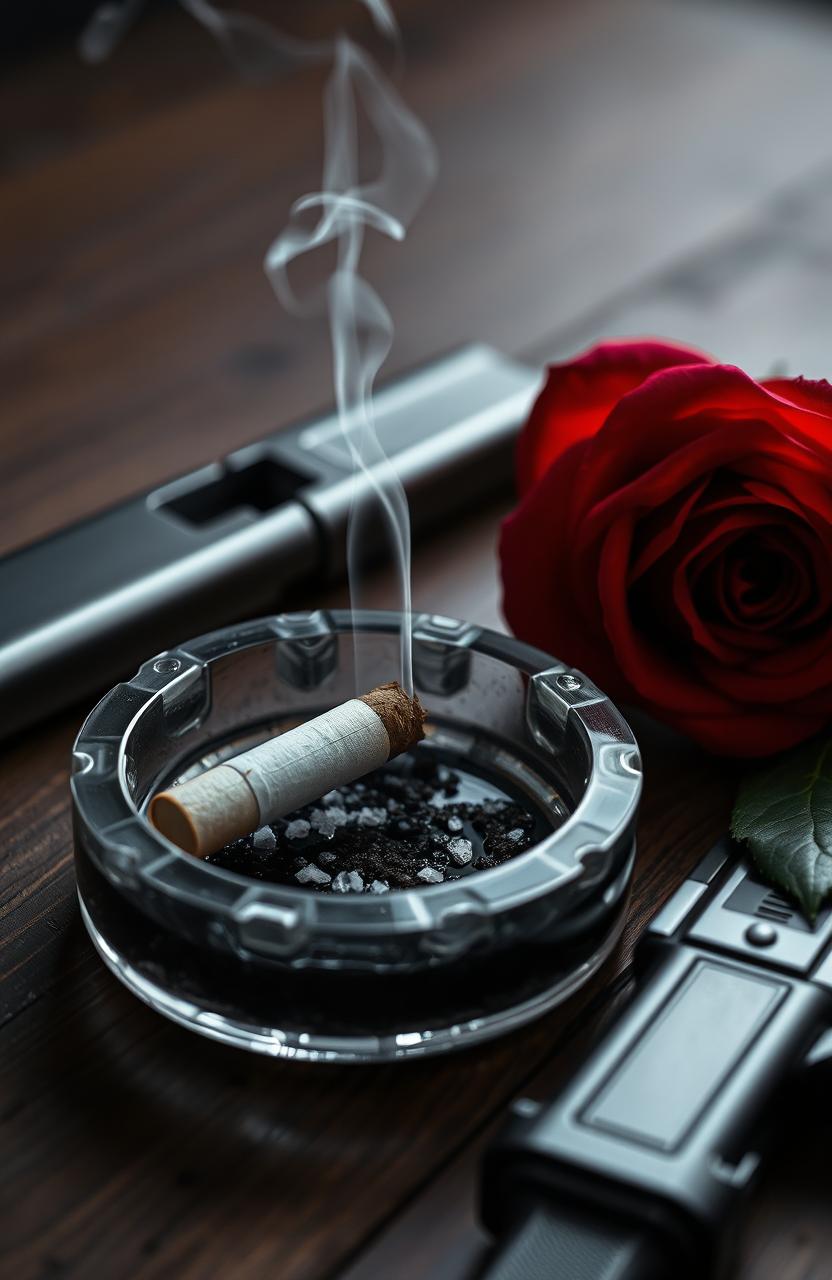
578, 416, 801, 573
517, 339, 714, 495
686, 511, 831, 634
670, 706, 828, 757
763, 375, 832, 427
628, 477, 709, 582
699, 647, 832, 704
574, 364, 832, 516
671, 515, 779, 664
500, 439, 614, 673
574, 417, 830, 661
596, 518, 731, 715
715, 538, 806, 628
742, 458, 832, 526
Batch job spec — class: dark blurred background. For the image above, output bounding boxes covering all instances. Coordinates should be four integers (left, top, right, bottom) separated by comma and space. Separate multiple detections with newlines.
4, 0, 832, 557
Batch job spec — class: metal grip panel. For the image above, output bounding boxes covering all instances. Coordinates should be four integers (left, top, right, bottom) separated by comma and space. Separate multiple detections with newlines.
581, 960, 787, 1152
483, 946, 830, 1273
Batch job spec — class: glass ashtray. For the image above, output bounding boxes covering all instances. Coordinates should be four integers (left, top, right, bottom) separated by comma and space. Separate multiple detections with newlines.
71, 610, 641, 1062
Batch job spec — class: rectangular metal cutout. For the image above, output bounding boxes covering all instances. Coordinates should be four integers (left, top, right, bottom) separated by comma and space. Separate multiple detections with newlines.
156, 458, 312, 528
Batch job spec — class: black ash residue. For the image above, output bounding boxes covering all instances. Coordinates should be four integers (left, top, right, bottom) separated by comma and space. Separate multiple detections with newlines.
206, 747, 537, 892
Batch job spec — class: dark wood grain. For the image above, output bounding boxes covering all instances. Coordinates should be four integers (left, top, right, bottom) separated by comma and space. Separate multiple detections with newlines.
3, 1, 832, 1277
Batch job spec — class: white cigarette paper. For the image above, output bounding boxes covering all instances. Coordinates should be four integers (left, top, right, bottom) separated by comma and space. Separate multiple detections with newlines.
150, 682, 425, 857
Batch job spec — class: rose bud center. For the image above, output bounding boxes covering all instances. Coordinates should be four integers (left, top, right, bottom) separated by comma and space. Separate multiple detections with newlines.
690, 522, 827, 640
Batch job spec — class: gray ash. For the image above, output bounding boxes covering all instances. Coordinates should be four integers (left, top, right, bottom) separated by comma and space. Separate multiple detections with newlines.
205, 745, 541, 891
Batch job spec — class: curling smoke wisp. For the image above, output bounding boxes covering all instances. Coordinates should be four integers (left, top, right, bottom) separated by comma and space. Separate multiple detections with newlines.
80, 1, 436, 697
263, 31, 436, 698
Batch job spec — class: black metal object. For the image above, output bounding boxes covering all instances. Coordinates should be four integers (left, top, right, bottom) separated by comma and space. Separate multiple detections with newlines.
480, 838, 832, 1279
0, 345, 539, 740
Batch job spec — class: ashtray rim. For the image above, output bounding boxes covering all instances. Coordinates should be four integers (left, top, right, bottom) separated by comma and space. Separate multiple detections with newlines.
72, 610, 641, 970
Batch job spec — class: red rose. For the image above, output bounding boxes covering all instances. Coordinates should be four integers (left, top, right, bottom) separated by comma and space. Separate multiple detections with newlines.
499, 340, 832, 756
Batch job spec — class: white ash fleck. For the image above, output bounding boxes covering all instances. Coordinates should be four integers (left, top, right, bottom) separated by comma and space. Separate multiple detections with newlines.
418, 866, 444, 884
332, 869, 365, 893
295, 863, 332, 886
447, 837, 473, 866
352, 805, 388, 828
325, 806, 348, 828
446, 816, 463, 833
322, 790, 342, 805
367, 879, 390, 894
310, 808, 338, 837
252, 826, 276, 851
506, 828, 525, 843
285, 819, 310, 840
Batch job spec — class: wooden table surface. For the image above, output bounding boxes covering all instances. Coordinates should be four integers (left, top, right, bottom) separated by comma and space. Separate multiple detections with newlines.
3, 2, 832, 1276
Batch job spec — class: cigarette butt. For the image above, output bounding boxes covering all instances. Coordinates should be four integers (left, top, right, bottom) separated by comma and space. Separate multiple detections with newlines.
150, 766, 259, 857
150, 682, 425, 858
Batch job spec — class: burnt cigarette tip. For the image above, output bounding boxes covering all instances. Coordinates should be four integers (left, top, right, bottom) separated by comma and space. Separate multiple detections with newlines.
359, 681, 426, 757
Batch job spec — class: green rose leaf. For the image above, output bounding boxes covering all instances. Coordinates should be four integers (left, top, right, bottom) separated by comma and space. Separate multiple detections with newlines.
731, 737, 832, 920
